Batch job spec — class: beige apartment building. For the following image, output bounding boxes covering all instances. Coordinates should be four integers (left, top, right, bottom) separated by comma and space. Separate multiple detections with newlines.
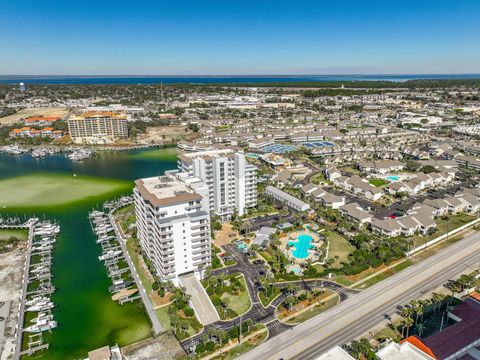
67, 111, 128, 144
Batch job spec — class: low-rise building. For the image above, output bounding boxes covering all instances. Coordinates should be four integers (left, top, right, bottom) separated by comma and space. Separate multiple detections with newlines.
265, 186, 310, 211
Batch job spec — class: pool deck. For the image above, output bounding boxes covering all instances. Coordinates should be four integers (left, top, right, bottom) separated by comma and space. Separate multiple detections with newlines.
281, 229, 324, 264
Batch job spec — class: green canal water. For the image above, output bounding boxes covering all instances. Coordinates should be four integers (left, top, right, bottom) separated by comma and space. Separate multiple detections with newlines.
0, 148, 178, 359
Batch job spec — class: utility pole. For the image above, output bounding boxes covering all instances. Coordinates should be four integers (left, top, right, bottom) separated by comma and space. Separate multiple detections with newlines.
239, 314, 243, 344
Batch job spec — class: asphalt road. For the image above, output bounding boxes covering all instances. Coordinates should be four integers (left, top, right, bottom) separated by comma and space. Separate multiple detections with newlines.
181, 244, 356, 352
238, 230, 480, 360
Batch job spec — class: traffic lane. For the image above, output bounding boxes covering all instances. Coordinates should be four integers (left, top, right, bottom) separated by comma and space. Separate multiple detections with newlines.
238, 231, 480, 360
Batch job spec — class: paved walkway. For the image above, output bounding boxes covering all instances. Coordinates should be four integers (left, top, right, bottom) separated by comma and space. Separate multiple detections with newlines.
179, 273, 220, 325
109, 213, 163, 334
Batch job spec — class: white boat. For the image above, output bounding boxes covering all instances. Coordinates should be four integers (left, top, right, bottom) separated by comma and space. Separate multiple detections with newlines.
26, 300, 54, 312
31, 266, 48, 274
96, 235, 115, 244
98, 250, 122, 261
24, 319, 57, 333
25, 296, 49, 307
32, 244, 53, 252
31, 312, 53, 323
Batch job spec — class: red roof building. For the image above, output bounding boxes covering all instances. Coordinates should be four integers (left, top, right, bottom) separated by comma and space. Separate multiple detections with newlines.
404, 294, 480, 359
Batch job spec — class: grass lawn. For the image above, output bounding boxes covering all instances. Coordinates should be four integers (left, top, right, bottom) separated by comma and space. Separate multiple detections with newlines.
130, 147, 178, 161
369, 178, 389, 187
155, 306, 171, 330
375, 322, 402, 342
283, 289, 339, 324
353, 260, 413, 290
221, 276, 251, 317
325, 231, 353, 268
126, 237, 153, 295
258, 250, 273, 263
258, 286, 282, 307
212, 326, 268, 360
0, 173, 131, 209
0, 228, 28, 241
411, 213, 475, 248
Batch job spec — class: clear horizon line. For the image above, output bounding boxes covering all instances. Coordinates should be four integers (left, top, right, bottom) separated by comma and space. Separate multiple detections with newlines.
1, 73, 480, 77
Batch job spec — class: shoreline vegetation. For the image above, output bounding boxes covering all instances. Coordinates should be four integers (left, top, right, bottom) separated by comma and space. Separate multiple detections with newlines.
1, 78, 480, 89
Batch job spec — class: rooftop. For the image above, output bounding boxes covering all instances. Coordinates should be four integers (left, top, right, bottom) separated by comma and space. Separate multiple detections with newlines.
135, 174, 202, 207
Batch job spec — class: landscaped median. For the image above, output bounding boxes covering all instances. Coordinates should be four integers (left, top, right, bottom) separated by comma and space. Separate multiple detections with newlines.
192, 323, 267, 360
277, 288, 340, 325
202, 273, 251, 320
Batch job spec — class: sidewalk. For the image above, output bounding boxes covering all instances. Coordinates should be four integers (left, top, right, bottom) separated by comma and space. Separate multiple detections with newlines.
110, 214, 163, 334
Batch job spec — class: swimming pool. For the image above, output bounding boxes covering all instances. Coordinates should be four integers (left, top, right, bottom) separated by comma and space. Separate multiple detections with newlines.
386, 175, 400, 181
237, 242, 248, 250
288, 234, 314, 259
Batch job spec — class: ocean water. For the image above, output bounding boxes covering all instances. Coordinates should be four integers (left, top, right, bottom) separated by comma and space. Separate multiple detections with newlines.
0, 148, 178, 359
0, 74, 479, 85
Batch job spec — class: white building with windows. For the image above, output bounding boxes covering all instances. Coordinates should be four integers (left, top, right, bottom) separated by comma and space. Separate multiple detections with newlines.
178, 149, 257, 220
134, 171, 211, 284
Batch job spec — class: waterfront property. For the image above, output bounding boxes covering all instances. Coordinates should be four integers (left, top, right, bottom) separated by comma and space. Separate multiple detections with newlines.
67, 111, 128, 144
134, 171, 212, 284
177, 149, 258, 220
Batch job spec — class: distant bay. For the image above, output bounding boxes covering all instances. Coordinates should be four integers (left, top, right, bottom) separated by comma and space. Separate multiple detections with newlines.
1, 74, 480, 85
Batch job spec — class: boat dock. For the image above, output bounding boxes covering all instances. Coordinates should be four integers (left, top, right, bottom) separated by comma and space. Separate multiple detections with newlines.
89, 197, 163, 334
8, 219, 60, 360
89, 210, 139, 301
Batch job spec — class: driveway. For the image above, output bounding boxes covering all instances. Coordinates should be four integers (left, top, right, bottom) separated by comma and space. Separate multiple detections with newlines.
179, 273, 220, 325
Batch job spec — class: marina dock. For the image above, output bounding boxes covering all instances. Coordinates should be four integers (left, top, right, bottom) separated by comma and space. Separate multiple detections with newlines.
2, 218, 61, 360
89, 196, 163, 334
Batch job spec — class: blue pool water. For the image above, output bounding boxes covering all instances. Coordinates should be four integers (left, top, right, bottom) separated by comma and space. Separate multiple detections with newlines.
237, 242, 248, 250
386, 175, 400, 181
288, 234, 314, 259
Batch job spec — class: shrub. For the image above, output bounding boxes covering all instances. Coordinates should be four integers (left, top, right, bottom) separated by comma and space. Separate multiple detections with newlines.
298, 293, 308, 301
211, 296, 222, 307
158, 287, 165, 297
184, 307, 194, 317
205, 341, 215, 352
195, 343, 206, 353
229, 327, 239, 339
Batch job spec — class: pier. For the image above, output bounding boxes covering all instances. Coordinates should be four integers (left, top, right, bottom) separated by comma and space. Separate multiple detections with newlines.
3, 219, 60, 360
89, 196, 163, 335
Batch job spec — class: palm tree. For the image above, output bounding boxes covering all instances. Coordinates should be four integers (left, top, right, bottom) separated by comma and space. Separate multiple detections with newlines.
404, 317, 414, 337
415, 323, 426, 338
431, 292, 443, 312
221, 298, 230, 318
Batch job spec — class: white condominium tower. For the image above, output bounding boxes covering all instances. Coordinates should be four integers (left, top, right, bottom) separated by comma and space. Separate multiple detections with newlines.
134, 171, 211, 284
177, 149, 257, 220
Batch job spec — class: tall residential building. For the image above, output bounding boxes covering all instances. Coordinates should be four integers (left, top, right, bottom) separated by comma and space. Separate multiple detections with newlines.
67, 111, 128, 144
177, 149, 257, 220
134, 171, 211, 284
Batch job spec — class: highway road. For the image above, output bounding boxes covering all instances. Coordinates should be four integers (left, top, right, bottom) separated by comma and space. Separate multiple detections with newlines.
238, 230, 480, 360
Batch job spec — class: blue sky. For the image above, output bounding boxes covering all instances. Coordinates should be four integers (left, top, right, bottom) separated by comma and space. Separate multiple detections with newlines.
1, 0, 479, 75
